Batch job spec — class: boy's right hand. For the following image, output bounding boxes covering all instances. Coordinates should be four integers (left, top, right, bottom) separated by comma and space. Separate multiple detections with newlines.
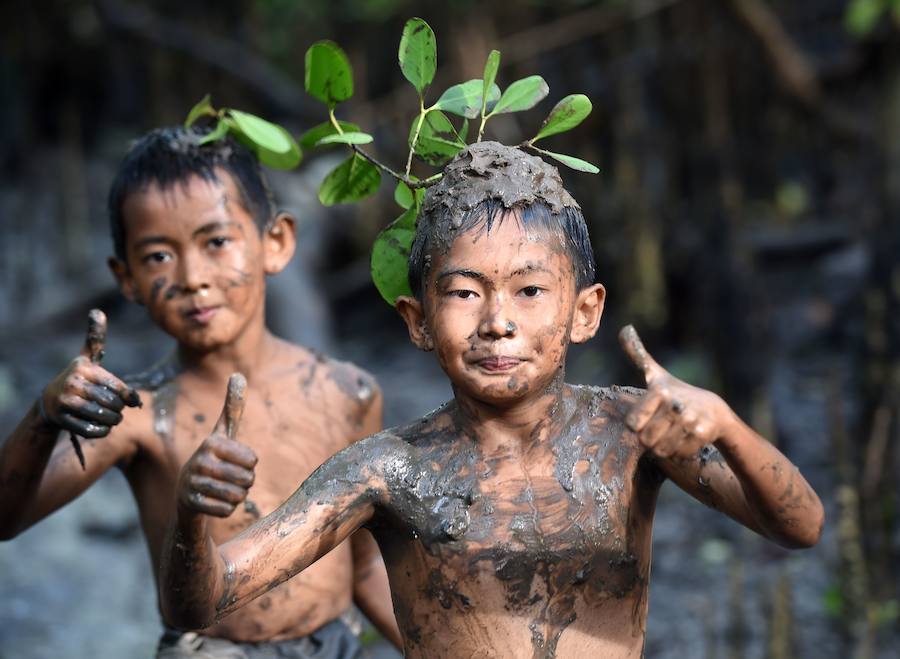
177, 373, 257, 518
38, 310, 141, 438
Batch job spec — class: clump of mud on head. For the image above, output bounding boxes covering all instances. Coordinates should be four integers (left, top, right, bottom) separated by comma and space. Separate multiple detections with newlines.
408, 141, 596, 298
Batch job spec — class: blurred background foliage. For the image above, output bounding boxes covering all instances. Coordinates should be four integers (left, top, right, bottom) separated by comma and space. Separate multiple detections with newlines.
0, 0, 899, 657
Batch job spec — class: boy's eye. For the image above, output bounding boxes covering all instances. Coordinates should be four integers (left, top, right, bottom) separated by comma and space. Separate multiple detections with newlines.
449, 289, 478, 299
142, 251, 172, 265
520, 286, 543, 297
207, 236, 230, 249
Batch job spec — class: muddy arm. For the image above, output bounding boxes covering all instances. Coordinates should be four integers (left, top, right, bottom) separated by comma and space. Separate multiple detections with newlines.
0, 311, 141, 539
160, 433, 393, 630
656, 417, 824, 549
619, 325, 824, 549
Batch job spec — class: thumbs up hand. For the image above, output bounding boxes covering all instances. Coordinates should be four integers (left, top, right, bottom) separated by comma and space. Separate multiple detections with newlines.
176, 373, 258, 517
38, 309, 142, 440
619, 325, 731, 461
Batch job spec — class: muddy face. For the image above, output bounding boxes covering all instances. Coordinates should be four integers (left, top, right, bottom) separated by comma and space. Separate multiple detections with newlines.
421, 214, 578, 409
115, 172, 266, 352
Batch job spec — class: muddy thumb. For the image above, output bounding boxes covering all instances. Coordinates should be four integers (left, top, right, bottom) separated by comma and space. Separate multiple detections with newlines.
82, 309, 107, 363
618, 325, 663, 385
214, 373, 247, 441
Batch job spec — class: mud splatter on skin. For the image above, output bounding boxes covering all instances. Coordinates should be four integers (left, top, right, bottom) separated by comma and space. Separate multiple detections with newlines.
125, 354, 182, 443
163, 283, 181, 301
244, 499, 261, 519
325, 362, 377, 429
227, 266, 254, 288
150, 277, 166, 305
356, 386, 660, 658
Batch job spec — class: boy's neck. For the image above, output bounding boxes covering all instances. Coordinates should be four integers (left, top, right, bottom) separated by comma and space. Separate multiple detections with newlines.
176, 321, 280, 385
452, 372, 569, 452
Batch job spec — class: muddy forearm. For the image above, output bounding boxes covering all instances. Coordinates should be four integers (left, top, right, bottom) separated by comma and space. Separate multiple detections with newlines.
714, 413, 824, 548
0, 402, 62, 539
159, 506, 228, 630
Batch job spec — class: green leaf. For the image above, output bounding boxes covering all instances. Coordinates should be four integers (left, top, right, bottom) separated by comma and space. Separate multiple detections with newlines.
490, 75, 549, 115
185, 94, 215, 128
305, 41, 354, 107
298, 120, 360, 150
411, 110, 465, 166
845, 0, 887, 35
197, 119, 229, 145
532, 94, 593, 142
395, 205, 418, 230
434, 79, 502, 119
459, 118, 470, 143
318, 154, 381, 205
316, 131, 374, 146
371, 222, 415, 304
220, 118, 301, 170
394, 180, 425, 210
481, 50, 501, 115
398, 18, 437, 96
254, 126, 302, 169
535, 148, 600, 174
395, 181, 414, 209
228, 110, 293, 154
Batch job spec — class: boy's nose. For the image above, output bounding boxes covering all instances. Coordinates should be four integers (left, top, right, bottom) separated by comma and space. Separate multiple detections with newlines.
178, 250, 212, 294
478, 299, 517, 339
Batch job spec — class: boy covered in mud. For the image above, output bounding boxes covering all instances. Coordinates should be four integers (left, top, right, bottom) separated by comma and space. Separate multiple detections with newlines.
0, 126, 401, 657
160, 142, 824, 658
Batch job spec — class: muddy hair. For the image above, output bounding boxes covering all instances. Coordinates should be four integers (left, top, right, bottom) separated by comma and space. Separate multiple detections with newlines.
108, 125, 276, 261
408, 142, 596, 299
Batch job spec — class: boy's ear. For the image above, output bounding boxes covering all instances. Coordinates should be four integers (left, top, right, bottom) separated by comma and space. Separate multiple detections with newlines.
108, 257, 143, 305
262, 212, 296, 275
395, 296, 434, 351
569, 283, 605, 344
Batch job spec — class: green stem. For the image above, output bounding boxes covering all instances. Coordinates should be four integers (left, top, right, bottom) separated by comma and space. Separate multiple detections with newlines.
328, 109, 344, 135
405, 100, 427, 177
477, 112, 489, 143
351, 146, 441, 190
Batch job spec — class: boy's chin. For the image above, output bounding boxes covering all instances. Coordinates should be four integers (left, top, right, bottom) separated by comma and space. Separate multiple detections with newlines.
464, 381, 537, 407
172, 328, 232, 353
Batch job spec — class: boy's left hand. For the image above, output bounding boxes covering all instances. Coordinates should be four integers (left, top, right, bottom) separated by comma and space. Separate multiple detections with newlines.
619, 325, 734, 460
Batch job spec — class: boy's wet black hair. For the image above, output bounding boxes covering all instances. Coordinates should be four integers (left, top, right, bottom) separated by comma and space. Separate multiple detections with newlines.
408, 197, 597, 299
108, 125, 276, 261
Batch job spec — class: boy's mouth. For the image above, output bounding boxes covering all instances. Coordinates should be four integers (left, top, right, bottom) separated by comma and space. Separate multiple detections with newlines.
475, 356, 523, 372
184, 306, 219, 324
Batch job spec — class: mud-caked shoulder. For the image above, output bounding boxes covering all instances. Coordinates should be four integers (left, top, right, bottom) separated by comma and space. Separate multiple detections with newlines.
329, 428, 417, 487
297, 348, 380, 409
573, 383, 646, 419
384, 402, 458, 449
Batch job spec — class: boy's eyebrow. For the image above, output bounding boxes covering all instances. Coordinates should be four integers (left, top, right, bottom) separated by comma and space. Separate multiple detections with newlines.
191, 220, 241, 238
437, 268, 489, 283
510, 263, 553, 277
133, 235, 171, 249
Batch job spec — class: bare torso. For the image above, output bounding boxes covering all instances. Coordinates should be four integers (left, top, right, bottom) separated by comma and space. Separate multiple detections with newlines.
121, 340, 377, 641
368, 384, 662, 658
